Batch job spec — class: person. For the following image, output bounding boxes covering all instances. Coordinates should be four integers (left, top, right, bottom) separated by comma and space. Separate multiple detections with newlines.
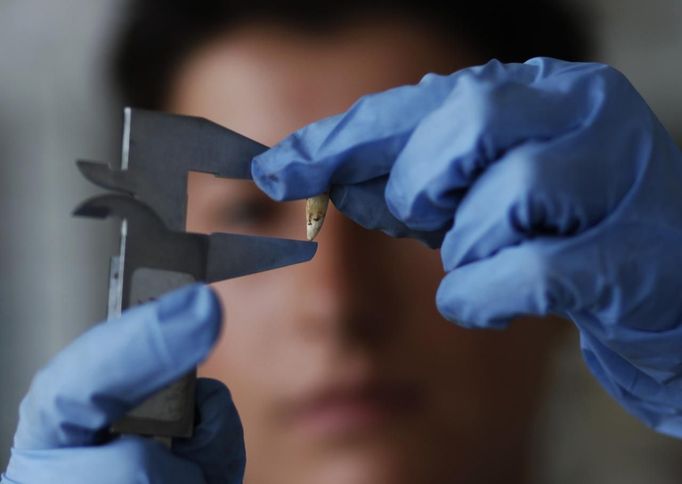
4, 1, 682, 483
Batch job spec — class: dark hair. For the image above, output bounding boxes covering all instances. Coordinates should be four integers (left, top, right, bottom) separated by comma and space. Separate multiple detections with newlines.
112, 0, 592, 109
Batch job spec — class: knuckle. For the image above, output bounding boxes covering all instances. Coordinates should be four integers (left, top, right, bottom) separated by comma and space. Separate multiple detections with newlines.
20, 366, 59, 422
451, 73, 524, 154
516, 246, 560, 313
485, 147, 546, 229
503, 145, 548, 192
347, 89, 385, 117
586, 63, 638, 106
592, 62, 628, 87
19, 358, 108, 446
454, 73, 499, 121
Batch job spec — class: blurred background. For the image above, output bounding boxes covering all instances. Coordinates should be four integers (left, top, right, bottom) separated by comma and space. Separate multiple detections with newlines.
1, 0, 681, 482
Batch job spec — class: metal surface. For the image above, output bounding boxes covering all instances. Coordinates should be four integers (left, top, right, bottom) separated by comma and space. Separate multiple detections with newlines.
78, 108, 265, 231
74, 109, 317, 439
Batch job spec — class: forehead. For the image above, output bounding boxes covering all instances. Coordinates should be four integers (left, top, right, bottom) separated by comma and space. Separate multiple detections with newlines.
167, 18, 468, 145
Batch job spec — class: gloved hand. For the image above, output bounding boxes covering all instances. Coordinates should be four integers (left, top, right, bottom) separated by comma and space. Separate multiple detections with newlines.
1, 284, 245, 484
252, 57, 682, 437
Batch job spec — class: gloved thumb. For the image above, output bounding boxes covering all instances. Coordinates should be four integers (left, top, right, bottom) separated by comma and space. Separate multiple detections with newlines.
173, 379, 245, 484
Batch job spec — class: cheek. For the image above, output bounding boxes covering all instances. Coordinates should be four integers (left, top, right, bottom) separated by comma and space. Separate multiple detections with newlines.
202, 267, 299, 387
200, 265, 307, 456
378, 245, 488, 421
382, 241, 555, 440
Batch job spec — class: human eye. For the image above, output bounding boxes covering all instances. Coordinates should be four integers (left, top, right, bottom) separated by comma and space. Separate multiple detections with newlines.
220, 195, 280, 229
187, 174, 301, 238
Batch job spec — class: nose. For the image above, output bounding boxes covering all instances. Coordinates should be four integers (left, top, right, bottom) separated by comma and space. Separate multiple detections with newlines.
293, 205, 396, 347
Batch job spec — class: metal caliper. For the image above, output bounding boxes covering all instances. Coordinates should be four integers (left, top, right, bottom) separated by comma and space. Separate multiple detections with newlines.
74, 108, 316, 441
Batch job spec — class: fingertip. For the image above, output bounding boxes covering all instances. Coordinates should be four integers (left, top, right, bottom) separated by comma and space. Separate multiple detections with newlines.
251, 153, 287, 201
252, 146, 327, 201
192, 285, 223, 354
435, 272, 511, 330
435, 276, 472, 326
251, 122, 332, 201
156, 284, 223, 365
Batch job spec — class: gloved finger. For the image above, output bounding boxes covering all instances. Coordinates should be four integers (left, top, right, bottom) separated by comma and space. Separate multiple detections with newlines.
3, 436, 206, 484
173, 379, 245, 484
385, 59, 619, 231
440, 135, 619, 270
435, 240, 575, 328
330, 176, 447, 248
251, 72, 457, 201
14, 284, 222, 450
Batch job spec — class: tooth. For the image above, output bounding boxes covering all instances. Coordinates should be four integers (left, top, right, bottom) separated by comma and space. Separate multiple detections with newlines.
306, 193, 329, 241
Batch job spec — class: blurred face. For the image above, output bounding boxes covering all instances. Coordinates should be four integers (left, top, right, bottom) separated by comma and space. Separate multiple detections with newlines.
169, 18, 557, 484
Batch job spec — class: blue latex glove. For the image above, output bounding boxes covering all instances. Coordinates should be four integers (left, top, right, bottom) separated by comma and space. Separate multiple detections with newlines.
252, 57, 682, 438
2, 284, 245, 484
